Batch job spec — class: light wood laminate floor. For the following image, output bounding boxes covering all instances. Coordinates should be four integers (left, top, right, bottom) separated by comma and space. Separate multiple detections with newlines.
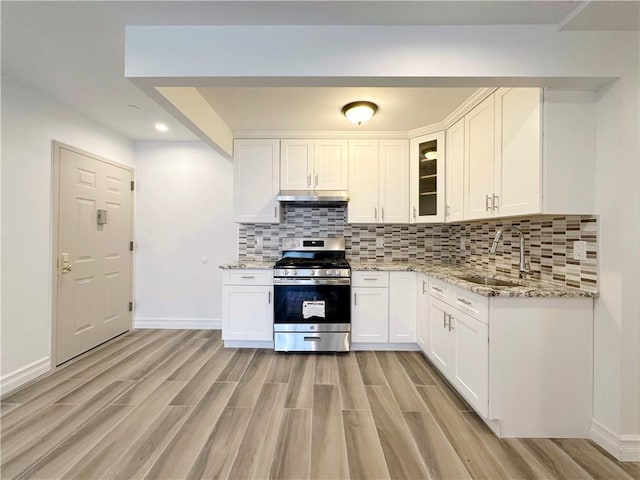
1, 329, 638, 480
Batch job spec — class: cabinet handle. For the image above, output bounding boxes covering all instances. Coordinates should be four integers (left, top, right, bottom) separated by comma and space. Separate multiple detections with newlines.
354, 293, 357, 306
448, 314, 454, 331
274, 206, 277, 218
240, 276, 255, 279
381, 207, 385, 221
307, 174, 311, 187
446, 205, 450, 218
374, 207, 377, 220
304, 336, 321, 342
492, 194, 499, 211
315, 174, 318, 187
422, 280, 427, 294
363, 277, 378, 281
268, 291, 272, 304
457, 298, 472, 306
485, 194, 491, 212
443, 312, 448, 329
432, 286, 443, 293
413, 207, 417, 219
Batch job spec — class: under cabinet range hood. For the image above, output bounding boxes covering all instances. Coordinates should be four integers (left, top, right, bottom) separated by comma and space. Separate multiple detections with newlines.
276, 190, 349, 206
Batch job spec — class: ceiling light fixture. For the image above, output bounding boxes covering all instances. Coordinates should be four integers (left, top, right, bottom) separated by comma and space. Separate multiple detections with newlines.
342, 101, 378, 125
155, 123, 168, 132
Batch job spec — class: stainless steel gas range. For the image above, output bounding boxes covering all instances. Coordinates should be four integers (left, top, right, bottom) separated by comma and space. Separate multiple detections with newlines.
273, 237, 351, 352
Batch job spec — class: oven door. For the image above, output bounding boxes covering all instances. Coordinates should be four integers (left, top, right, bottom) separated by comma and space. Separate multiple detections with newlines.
273, 278, 350, 328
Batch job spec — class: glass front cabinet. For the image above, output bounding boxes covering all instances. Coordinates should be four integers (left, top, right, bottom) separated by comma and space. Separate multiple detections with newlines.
410, 131, 445, 223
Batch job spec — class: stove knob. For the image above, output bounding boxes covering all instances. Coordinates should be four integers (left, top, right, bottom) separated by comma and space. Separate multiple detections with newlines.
292, 270, 298, 276
283, 270, 289, 275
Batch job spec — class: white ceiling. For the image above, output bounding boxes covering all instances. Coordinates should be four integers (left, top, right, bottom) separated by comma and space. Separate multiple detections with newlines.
2, 1, 638, 142
197, 87, 478, 132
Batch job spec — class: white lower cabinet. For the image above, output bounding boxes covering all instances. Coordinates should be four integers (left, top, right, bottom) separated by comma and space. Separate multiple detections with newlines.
416, 274, 429, 353
222, 270, 273, 342
352, 286, 389, 343
389, 272, 417, 343
428, 289, 489, 417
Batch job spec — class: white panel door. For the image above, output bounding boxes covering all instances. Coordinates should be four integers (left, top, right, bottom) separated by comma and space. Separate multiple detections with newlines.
352, 287, 389, 343
314, 139, 349, 190
57, 146, 132, 365
494, 87, 542, 217
281, 139, 314, 190
452, 309, 489, 417
416, 275, 429, 354
379, 140, 410, 224
464, 95, 495, 220
427, 297, 453, 373
347, 139, 379, 224
445, 118, 465, 222
233, 139, 280, 223
388, 272, 417, 343
222, 285, 273, 341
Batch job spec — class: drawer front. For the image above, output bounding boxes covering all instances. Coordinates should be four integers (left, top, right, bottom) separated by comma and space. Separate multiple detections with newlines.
450, 287, 489, 323
352, 271, 390, 288
223, 270, 273, 286
428, 278, 449, 301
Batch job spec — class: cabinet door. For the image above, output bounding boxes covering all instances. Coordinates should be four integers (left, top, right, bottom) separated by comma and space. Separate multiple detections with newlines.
464, 95, 495, 220
222, 285, 273, 341
427, 297, 453, 374
445, 118, 465, 222
416, 275, 429, 354
233, 139, 280, 223
314, 139, 349, 190
410, 132, 445, 223
281, 139, 313, 190
347, 140, 379, 224
451, 309, 489, 417
494, 88, 541, 217
379, 140, 410, 224
352, 287, 389, 343
389, 272, 417, 343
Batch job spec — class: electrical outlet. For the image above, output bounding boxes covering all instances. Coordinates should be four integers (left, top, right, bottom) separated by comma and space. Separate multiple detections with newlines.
376, 237, 384, 248
573, 241, 587, 261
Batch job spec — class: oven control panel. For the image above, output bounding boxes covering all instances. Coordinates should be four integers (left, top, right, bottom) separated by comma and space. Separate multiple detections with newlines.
273, 268, 351, 278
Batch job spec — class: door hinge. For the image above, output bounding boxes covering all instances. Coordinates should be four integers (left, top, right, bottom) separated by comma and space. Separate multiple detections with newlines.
130, 241, 134, 251
129, 302, 133, 312
130, 180, 135, 191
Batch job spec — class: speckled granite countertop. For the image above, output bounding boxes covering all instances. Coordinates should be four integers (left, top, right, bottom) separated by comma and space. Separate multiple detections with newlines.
350, 262, 597, 298
219, 260, 274, 270
220, 260, 596, 298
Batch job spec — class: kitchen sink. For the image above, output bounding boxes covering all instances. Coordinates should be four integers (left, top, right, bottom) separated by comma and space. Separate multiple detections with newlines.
456, 275, 522, 287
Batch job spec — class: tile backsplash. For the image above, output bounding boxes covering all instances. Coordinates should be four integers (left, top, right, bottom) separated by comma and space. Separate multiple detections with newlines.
238, 206, 598, 292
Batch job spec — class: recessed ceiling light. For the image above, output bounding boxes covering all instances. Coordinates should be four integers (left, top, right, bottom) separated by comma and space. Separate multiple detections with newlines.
155, 123, 168, 132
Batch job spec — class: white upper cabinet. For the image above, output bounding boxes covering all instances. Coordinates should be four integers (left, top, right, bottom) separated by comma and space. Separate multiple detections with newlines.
379, 140, 410, 224
281, 139, 348, 190
280, 139, 314, 189
233, 139, 280, 224
410, 132, 445, 223
445, 118, 465, 222
463, 94, 496, 220
454, 87, 595, 221
494, 87, 542, 217
348, 139, 409, 224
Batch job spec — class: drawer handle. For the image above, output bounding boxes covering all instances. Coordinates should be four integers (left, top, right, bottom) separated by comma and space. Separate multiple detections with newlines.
304, 336, 321, 342
240, 276, 255, 279
457, 298, 472, 306
432, 286, 443, 293
448, 314, 454, 331
268, 291, 271, 304
363, 277, 378, 281
443, 311, 447, 328
422, 280, 427, 294
354, 293, 357, 306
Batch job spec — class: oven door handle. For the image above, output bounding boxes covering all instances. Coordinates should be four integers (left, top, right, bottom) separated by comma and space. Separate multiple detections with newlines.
273, 278, 351, 286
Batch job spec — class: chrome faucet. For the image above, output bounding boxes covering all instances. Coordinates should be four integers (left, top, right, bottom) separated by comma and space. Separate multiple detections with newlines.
489, 226, 530, 279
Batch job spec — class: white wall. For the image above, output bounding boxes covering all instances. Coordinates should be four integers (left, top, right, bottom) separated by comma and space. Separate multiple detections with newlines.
133, 141, 236, 329
1, 76, 135, 385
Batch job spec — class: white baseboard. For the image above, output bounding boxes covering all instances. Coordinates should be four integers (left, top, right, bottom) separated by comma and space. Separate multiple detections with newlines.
351, 342, 420, 351
134, 317, 221, 330
591, 419, 640, 461
1, 357, 50, 396
224, 340, 274, 349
